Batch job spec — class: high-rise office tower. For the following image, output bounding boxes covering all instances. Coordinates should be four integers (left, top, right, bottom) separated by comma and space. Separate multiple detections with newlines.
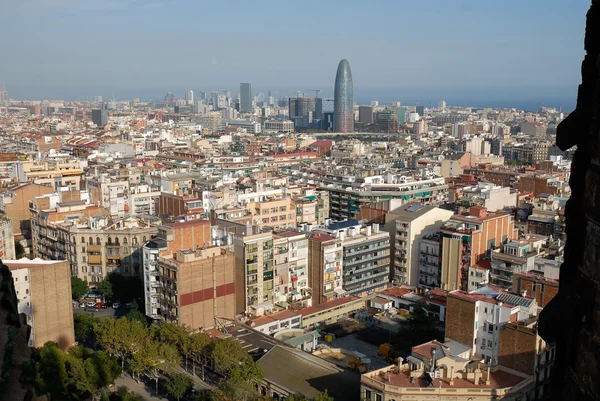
0, 81, 8, 105
289, 97, 318, 130
438, 100, 447, 110
334, 59, 354, 132
92, 109, 108, 127
185, 89, 194, 104
240, 83, 252, 113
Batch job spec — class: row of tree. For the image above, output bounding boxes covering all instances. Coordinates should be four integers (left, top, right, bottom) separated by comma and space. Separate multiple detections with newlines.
75, 314, 333, 401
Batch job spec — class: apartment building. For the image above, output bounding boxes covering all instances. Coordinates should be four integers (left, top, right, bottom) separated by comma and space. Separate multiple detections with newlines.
451, 182, 517, 212
418, 233, 443, 290
69, 216, 159, 283
249, 198, 296, 230
7, 259, 75, 348
316, 220, 391, 296
439, 207, 518, 291
272, 230, 311, 307
87, 179, 128, 218
234, 231, 275, 314
22, 159, 84, 190
325, 177, 449, 221
156, 191, 204, 218
308, 232, 344, 305
446, 286, 537, 365
158, 247, 235, 330
0, 183, 53, 250
142, 219, 211, 320
0, 217, 16, 259
489, 240, 542, 289
361, 341, 535, 401
385, 203, 453, 286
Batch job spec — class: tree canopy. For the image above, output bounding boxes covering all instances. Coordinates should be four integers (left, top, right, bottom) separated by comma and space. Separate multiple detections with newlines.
71, 276, 88, 300
33, 342, 121, 401
165, 372, 193, 401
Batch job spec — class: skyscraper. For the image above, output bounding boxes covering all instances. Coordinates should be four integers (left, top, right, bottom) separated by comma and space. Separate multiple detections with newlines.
334, 59, 354, 132
0, 81, 8, 105
185, 89, 194, 104
240, 83, 252, 113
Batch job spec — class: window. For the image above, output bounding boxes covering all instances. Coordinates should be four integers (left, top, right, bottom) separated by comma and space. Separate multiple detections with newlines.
82, 256, 86, 262
81, 237, 85, 243
484, 307, 488, 313
24, 276, 27, 281
365, 390, 371, 400
376, 395, 382, 401
96, 237, 101, 245
123, 237, 128, 245
488, 340, 493, 348
483, 323, 487, 331
25, 289, 29, 295
89, 237, 93, 245
488, 324, 494, 334
82, 247, 86, 252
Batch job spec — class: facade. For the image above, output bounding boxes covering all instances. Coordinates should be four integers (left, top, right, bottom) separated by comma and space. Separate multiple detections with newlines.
439, 207, 518, 291
308, 232, 343, 305
358, 106, 373, 124
299, 295, 363, 329
263, 120, 294, 133
446, 287, 537, 365
239, 83, 252, 113
234, 232, 275, 314
248, 198, 296, 231
91, 109, 108, 127
158, 247, 235, 330
289, 97, 318, 130
0, 217, 16, 259
333, 59, 354, 133
489, 240, 540, 289
142, 219, 212, 320
272, 230, 311, 306
7, 259, 75, 348
324, 177, 449, 221
0, 183, 54, 249
375, 108, 397, 132
385, 203, 454, 286
326, 222, 391, 296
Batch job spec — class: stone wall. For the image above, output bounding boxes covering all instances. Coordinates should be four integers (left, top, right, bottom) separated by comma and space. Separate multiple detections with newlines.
0, 261, 43, 401
538, 2, 600, 400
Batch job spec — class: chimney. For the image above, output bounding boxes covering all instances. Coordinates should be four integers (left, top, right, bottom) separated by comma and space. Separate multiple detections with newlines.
469, 206, 488, 218
397, 356, 404, 371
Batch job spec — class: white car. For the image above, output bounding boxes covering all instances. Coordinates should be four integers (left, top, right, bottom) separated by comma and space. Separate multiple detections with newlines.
112, 302, 121, 309
79, 302, 86, 308
86, 301, 96, 307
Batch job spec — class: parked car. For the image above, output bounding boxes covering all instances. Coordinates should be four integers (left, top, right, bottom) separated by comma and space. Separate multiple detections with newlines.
95, 302, 103, 308
112, 302, 121, 309
85, 307, 99, 312
86, 301, 96, 307
100, 304, 108, 309
78, 302, 86, 308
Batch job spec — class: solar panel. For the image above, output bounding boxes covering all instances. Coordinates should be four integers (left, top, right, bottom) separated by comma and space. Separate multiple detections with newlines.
407, 204, 423, 212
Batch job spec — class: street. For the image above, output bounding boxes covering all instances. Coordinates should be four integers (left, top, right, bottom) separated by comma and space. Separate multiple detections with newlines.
73, 305, 129, 318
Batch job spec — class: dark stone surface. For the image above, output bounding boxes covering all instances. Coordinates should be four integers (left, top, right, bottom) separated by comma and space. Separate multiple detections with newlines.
538, 2, 600, 400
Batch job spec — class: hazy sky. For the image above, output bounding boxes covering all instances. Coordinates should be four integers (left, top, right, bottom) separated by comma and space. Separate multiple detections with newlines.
0, 0, 590, 105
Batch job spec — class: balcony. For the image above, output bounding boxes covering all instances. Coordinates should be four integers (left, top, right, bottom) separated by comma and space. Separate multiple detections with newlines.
87, 244, 101, 252
88, 254, 102, 264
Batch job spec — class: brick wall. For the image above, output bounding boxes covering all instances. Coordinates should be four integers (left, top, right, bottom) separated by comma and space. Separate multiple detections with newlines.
445, 295, 475, 346
29, 261, 75, 348
499, 323, 537, 376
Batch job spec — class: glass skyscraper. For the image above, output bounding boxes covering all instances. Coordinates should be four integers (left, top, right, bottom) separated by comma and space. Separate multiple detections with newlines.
240, 83, 252, 113
334, 59, 354, 132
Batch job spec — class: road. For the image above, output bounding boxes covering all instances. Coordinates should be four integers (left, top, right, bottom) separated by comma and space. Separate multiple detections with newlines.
73, 305, 129, 318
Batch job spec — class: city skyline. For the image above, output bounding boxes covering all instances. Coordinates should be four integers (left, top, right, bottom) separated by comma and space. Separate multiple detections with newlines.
0, 0, 588, 106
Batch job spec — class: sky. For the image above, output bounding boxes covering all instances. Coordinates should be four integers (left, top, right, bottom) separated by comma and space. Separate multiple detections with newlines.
0, 0, 590, 109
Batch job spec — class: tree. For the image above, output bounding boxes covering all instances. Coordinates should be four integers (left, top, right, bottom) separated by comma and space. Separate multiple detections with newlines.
71, 276, 88, 300
113, 385, 144, 401
126, 300, 147, 326
98, 279, 114, 300
165, 372, 193, 401
188, 332, 211, 376
313, 390, 335, 401
74, 312, 95, 343
131, 338, 180, 395
34, 342, 121, 401
15, 240, 25, 259
95, 317, 147, 370
285, 394, 309, 401
209, 337, 252, 374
